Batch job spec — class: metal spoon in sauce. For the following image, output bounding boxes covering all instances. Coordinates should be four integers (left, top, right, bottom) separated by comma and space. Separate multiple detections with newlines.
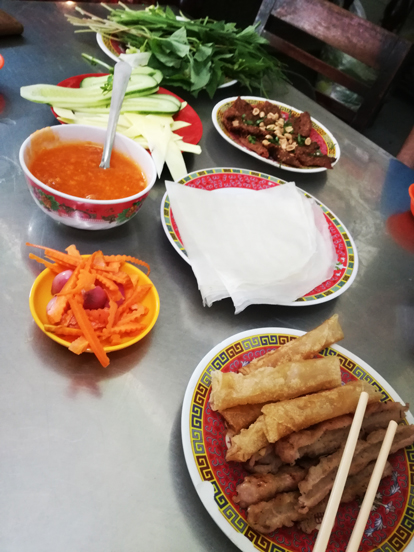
99, 60, 132, 169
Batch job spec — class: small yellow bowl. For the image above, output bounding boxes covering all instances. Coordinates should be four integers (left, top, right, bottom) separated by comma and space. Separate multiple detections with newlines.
29, 260, 160, 353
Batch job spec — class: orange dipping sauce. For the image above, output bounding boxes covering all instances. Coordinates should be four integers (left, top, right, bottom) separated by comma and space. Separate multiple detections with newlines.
29, 141, 147, 200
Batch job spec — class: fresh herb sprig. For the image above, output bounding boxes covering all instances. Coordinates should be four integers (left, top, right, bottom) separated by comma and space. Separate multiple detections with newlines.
81, 54, 114, 92
67, 4, 285, 98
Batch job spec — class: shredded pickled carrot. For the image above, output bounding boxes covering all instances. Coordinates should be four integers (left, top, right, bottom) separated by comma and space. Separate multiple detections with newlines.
94, 270, 131, 285
100, 323, 146, 336
66, 244, 81, 257
29, 253, 65, 273
44, 325, 83, 336
69, 336, 89, 355
68, 295, 109, 367
105, 300, 118, 332
103, 255, 150, 275
85, 309, 110, 328
93, 272, 123, 302
116, 305, 148, 326
28, 243, 152, 367
115, 285, 151, 324
124, 273, 140, 299
26, 243, 81, 267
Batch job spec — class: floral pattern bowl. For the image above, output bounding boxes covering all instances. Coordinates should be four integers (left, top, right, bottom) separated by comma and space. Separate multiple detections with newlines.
19, 124, 156, 230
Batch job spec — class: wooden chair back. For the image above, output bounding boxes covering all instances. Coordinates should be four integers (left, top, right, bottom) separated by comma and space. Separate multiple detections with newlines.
255, 0, 412, 130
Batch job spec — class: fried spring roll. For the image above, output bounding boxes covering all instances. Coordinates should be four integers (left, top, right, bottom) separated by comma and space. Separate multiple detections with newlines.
226, 415, 268, 463
262, 380, 381, 444
210, 357, 341, 411
220, 403, 267, 434
239, 314, 344, 376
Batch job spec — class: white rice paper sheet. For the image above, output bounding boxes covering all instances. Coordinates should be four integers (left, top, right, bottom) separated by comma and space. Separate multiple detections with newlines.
165, 181, 336, 313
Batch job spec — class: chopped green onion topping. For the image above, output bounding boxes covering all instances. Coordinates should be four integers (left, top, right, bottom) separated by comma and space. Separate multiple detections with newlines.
297, 134, 306, 146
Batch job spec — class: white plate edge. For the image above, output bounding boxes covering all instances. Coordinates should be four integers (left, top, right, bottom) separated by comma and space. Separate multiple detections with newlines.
211, 96, 341, 174
181, 326, 414, 552
96, 33, 119, 64
160, 190, 190, 264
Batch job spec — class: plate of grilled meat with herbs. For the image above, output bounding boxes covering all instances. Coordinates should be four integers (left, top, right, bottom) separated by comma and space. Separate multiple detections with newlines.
212, 96, 340, 173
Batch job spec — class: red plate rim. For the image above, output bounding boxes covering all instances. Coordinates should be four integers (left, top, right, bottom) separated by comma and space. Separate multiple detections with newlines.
51, 73, 203, 146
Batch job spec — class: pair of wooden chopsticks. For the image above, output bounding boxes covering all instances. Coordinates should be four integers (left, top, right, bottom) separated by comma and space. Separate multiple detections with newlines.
313, 391, 398, 552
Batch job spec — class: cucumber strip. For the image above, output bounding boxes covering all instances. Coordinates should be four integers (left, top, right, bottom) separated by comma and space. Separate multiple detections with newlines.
73, 96, 180, 115
20, 74, 157, 106
42, 86, 160, 110
80, 72, 162, 90
80, 68, 162, 89
153, 94, 181, 108
131, 66, 163, 84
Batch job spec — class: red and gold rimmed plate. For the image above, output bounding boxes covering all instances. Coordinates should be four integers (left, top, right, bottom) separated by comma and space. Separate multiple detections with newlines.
181, 327, 414, 552
52, 73, 203, 146
160, 168, 358, 306
29, 259, 160, 353
212, 96, 340, 174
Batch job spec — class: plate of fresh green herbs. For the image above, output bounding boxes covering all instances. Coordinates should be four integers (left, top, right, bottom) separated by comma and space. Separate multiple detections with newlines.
96, 32, 238, 90
212, 96, 340, 174
67, 4, 285, 98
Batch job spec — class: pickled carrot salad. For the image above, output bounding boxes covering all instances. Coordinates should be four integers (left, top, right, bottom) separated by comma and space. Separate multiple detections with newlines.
28, 243, 152, 367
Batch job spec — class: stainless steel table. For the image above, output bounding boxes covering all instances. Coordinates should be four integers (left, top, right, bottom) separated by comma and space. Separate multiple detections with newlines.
1, 2, 413, 551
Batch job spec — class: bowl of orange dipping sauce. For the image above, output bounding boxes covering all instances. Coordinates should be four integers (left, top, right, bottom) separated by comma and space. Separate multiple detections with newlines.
19, 125, 157, 230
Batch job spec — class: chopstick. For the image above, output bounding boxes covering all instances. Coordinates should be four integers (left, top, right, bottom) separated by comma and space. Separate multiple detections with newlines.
313, 391, 369, 552
345, 419, 398, 552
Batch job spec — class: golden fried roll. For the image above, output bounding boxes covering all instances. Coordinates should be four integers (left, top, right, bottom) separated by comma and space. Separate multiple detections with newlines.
210, 357, 341, 411
262, 380, 381, 444
220, 403, 267, 433
226, 416, 268, 463
239, 314, 344, 376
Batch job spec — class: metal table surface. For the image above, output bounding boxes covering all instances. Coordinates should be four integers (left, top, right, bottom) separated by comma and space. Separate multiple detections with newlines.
0, 2, 413, 551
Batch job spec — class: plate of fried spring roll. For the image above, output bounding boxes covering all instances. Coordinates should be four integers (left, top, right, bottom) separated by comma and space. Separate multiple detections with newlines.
181, 315, 414, 552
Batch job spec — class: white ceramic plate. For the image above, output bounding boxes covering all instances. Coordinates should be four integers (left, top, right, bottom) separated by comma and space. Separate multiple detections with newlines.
160, 168, 358, 306
212, 96, 341, 174
181, 327, 414, 552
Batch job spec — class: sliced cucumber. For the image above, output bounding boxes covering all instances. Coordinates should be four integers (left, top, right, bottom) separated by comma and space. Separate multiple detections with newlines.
68, 95, 181, 116
79, 70, 163, 90
80, 75, 110, 89
80, 67, 162, 89
21, 74, 158, 107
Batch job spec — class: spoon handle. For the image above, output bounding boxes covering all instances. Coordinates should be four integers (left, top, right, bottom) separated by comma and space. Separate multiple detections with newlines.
99, 61, 132, 169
